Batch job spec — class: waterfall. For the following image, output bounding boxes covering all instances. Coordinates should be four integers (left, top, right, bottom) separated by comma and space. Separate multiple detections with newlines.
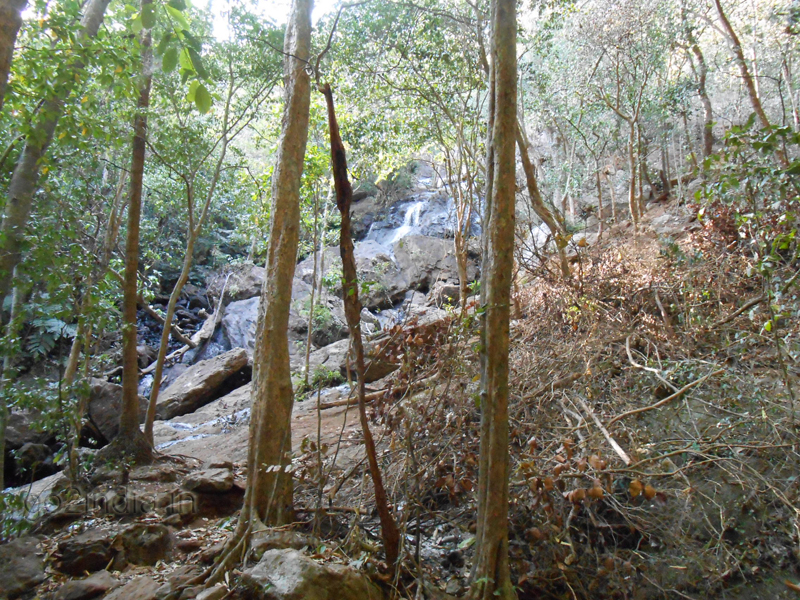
389, 201, 424, 244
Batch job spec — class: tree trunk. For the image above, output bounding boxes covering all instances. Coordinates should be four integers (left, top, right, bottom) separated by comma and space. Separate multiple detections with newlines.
0, 0, 26, 111
0, 0, 112, 315
103, 0, 153, 464
595, 158, 604, 238
515, 125, 569, 278
627, 122, 639, 230
322, 82, 401, 572
304, 191, 321, 388
469, 0, 516, 597
713, 0, 786, 165
688, 36, 714, 158
245, 0, 312, 525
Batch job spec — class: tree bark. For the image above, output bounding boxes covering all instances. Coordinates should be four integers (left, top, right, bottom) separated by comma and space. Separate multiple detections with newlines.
713, 0, 786, 166
0, 0, 112, 315
245, 0, 312, 525
469, 0, 516, 597
104, 0, 153, 464
687, 29, 714, 158
515, 125, 569, 278
0, 0, 26, 111
322, 81, 401, 571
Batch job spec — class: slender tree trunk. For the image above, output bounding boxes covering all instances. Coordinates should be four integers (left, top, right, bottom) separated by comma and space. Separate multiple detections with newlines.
0, 0, 112, 314
104, 1, 153, 464
690, 41, 714, 158
470, 0, 516, 596
515, 125, 569, 278
304, 191, 321, 388
245, 0, 312, 524
595, 158, 604, 238
322, 82, 401, 572
0, 0, 26, 111
0, 275, 23, 489
627, 121, 639, 230
713, 0, 786, 166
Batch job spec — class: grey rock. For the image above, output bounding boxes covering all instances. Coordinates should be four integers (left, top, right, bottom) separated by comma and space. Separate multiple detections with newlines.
393, 235, 477, 292
155, 348, 249, 420
222, 296, 306, 364
104, 577, 160, 600
56, 529, 116, 575
54, 570, 119, 600
0, 535, 45, 599
206, 263, 265, 302
241, 548, 384, 600
137, 344, 158, 368
196, 585, 228, 600
182, 467, 234, 493
117, 523, 173, 566
84, 379, 148, 444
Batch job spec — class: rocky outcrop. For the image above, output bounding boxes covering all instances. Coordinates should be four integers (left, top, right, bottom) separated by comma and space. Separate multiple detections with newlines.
155, 348, 249, 420
0, 535, 45, 599
393, 235, 478, 293
306, 337, 399, 384
104, 577, 160, 600
206, 263, 265, 302
117, 523, 173, 566
54, 570, 119, 600
182, 467, 234, 493
241, 548, 384, 600
56, 529, 117, 575
84, 379, 148, 444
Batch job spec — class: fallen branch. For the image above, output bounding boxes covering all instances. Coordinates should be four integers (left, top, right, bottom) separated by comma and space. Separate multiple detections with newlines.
574, 394, 631, 466
606, 369, 726, 428
711, 295, 767, 328
137, 296, 197, 348
524, 368, 586, 400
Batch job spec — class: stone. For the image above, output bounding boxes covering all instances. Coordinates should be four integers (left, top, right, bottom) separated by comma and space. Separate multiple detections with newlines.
104, 576, 160, 600
251, 531, 315, 559
306, 338, 399, 384
393, 235, 478, 293
56, 529, 116, 575
240, 548, 384, 600
196, 585, 228, 600
5, 410, 52, 450
54, 570, 119, 600
155, 348, 249, 420
222, 296, 308, 364
0, 535, 45, 599
14, 442, 57, 478
137, 344, 158, 368
117, 523, 173, 565
182, 467, 234, 493
206, 263, 266, 302
427, 281, 462, 308
84, 379, 148, 444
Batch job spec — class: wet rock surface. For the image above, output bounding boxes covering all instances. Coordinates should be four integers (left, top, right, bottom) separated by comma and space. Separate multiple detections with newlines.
0, 535, 46, 599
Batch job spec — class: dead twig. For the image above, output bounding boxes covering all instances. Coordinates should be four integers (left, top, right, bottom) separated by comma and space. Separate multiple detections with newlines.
573, 393, 632, 465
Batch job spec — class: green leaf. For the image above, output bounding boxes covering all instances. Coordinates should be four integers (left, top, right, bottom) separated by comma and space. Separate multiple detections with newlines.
168, 0, 186, 9
188, 48, 209, 80
165, 5, 190, 29
156, 31, 172, 55
141, 2, 156, 29
179, 47, 193, 71
162, 47, 178, 73
186, 79, 200, 102
131, 14, 143, 34
194, 84, 211, 113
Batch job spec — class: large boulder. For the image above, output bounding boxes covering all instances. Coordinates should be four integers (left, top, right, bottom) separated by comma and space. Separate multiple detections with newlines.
84, 379, 148, 444
222, 297, 306, 366
0, 535, 45, 599
206, 263, 265, 302
104, 577, 160, 600
306, 338, 399, 384
241, 548, 384, 600
56, 529, 117, 576
155, 348, 249, 420
116, 524, 173, 566
393, 235, 478, 292
54, 570, 119, 600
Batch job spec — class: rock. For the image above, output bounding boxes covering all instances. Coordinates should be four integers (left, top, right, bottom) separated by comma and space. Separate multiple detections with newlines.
56, 529, 116, 575
196, 585, 228, 600
349, 193, 381, 240
0, 535, 45, 599
84, 379, 148, 444
54, 570, 119, 600
182, 467, 234, 493
206, 263, 265, 302
427, 281, 462, 307
198, 540, 227, 565
393, 235, 478, 293
5, 410, 52, 450
14, 442, 57, 478
241, 548, 384, 600
222, 296, 307, 364
155, 348, 249, 420
117, 523, 173, 565
104, 577, 160, 600
137, 344, 158, 368
251, 531, 315, 559
306, 338, 399, 384
155, 565, 203, 599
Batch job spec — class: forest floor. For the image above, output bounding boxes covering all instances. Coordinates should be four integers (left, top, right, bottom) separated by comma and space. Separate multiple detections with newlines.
18, 195, 800, 600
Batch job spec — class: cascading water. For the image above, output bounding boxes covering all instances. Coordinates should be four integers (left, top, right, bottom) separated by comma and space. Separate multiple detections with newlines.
389, 200, 424, 244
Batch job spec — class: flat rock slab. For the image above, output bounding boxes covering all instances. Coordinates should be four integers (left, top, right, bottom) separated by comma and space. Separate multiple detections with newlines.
0, 535, 45, 599
56, 529, 116, 575
241, 548, 384, 600
54, 570, 119, 600
104, 576, 160, 600
182, 467, 234, 493
155, 348, 248, 420
152, 383, 362, 467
